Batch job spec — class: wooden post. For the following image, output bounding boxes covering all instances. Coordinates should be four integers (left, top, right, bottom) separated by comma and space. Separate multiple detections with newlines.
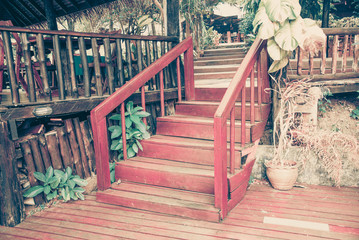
80, 120, 96, 173
43, 0, 58, 30
354, 35, 359, 72
21, 33, 36, 102
91, 38, 103, 96
29, 136, 45, 173
2, 31, 19, 104
65, 119, 84, 178
45, 131, 63, 170
227, 31, 231, 44
0, 121, 25, 226
78, 37, 90, 97
36, 34, 51, 100
66, 36, 78, 98
104, 38, 115, 94
167, 0, 180, 38
73, 118, 91, 178
53, 35, 65, 99
184, 40, 195, 101
56, 126, 74, 170
332, 35, 338, 74
115, 39, 125, 86
38, 134, 52, 169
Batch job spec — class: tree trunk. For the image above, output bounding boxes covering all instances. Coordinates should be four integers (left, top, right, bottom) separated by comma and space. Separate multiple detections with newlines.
167, 0, 179, 37
0, 121, 25, 226
322, 0, 330, 28
43, 0, 58, 30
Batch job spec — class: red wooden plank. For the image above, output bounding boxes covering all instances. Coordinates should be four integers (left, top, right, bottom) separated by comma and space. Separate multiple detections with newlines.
121, 102, 127, 160
160, 70, 165, 117
250, 68, 255, 124
228, 159, 255, 193
213, 117, 228, 219
257, 57, 262, 105
195, 87, 258, 102
330, 225, 359, 235
230, 106, 235, 174
91, 114, 111, 191
177, 57, 182, 102
141, 86, 147, 125
184, 43, 195, 101
115, 161, 215, 193
97, 189, 220, 222
1, 225, 77, 240
241, 88, 246, 147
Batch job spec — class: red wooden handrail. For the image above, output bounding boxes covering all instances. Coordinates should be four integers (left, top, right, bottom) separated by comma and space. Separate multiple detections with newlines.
213, 37, 267, 218
91, 37, 194, 191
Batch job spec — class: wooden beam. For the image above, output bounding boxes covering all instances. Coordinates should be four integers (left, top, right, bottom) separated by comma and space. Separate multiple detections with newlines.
167, 0, 179, 37
6, 1, 33, 26
24, 0, 47, 18
53, 0, 68, 14
0, 121, 25, 226
43, 0, 58, 30
17, 0, 42, 22
0, 88, 184, 121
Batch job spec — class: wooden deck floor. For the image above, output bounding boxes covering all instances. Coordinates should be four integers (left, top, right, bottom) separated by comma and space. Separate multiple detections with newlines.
1, 182, 359, 240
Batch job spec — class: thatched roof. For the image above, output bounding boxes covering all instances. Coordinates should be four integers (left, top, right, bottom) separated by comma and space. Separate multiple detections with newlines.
0, 0, 117, 27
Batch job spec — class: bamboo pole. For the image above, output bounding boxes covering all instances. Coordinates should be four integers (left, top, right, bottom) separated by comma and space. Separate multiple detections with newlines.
74, 118, 91, 178
80, 120, 96, 173
91, 38, 103, 96
78, 36, 90, 97
21, 33, 36, 102
36, 33, 51, 100
104, 38, 115, 94
115, 39, 124, 86
65, 119, 84, 178
56, 126, 74, 170
53, 35, 65, 99
126, 39, 133, 79
38, 134, 52, 169
28, 136, 45, 173
66, 36, 78, 98
2, 31, 19, 104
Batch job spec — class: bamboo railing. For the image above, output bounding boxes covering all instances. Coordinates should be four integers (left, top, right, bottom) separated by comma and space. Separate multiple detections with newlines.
290, 27, 359, 80
0, 26, 179, 105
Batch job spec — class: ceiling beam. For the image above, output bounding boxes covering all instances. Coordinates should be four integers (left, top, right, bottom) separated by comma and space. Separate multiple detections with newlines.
53, 0, 68, 14
25, 0, 46, 18
17, 0, 42, 22
4, 1, 32, 26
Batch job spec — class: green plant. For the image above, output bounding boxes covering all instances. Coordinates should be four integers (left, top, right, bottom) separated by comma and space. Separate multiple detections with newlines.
318, 90, 333, 114
108, 101, 151, 160
23, 166, 88, 202
239, 12, 255, 36
110, 162, 116, 183
253, 0, 326, 73
350, 108, 359, 120
201, 26, 221, 49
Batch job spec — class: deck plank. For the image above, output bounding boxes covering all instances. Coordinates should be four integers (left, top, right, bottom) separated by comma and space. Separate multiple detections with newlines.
1, 183, 358, 240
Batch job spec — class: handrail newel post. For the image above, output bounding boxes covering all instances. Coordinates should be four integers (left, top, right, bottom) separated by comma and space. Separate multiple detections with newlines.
184, 38, 195, 101
214, 117, 228, 220
91, 112, 111, 191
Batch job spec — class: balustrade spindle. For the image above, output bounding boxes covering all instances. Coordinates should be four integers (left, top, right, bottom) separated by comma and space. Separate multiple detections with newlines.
160, 70, 165, 117
104, 38, 115, 94
53, 35, 65, 100
230, 106, 235, 174
66, 36, 78, 98
354, 35, 359, 72
257, 57, 262, 106
78, 36, 90, 97
241, 88, 246, 147
126, 39, 133, 79
115, 39, 125, 86
2, 31, 20, 104
321, 38, 327, 75
176, 57, 182, 102
21, 33, 36, 102
342, 35, 349, 73
91, 38, 103, 96
250, 68, 255, 124
121, 102, 127, 160
141, 86, 147, 125
332, 35, 339, 74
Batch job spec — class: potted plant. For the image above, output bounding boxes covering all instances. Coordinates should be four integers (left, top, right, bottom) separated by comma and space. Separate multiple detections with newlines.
252, 0, 326, 190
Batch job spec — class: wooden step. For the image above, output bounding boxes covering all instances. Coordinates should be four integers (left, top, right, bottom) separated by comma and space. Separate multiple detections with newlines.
138, 135, 243, 166
156, 115, 252, 143
195, 87, 262, 102
115, 157, 215, 194
175, 101, 270, 121
96, 182, 221, 222
194, 65, 239, 73
194, 58, 243, 66
194, 71, 236, 80
198, 53, 246, 61
203, 47, 246, 56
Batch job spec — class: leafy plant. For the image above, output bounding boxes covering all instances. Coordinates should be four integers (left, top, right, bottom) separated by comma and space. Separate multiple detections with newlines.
252, 0, 326, 73
23, 166, 88, 202
110, 162, 116, 183
318, 90, 333, 114
108, 101, 151, 160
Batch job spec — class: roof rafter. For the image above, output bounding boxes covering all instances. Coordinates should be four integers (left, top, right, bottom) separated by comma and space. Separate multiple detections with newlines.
17, 0, 42, 22
53, 0, 68, 14
3, 1, 31, 26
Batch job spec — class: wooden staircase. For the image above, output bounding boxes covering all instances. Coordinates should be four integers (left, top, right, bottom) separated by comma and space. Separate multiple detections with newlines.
96, 44, 270, 222
92, 38, 270, 222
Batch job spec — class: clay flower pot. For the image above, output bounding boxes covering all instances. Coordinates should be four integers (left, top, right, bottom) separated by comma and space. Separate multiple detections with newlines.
266, 161, 298, 191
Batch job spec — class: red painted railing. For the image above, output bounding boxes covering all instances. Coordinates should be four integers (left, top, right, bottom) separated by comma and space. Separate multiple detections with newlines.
91, 37, 194, 191
213, 38, 269, 218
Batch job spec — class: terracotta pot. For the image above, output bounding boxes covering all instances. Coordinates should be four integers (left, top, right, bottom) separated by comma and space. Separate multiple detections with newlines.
266, 161, 298, 191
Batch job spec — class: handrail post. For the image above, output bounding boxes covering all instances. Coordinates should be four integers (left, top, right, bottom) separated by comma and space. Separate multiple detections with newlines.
214, 117, 228, 220
91, 113, 111, 191
184, 40, 195, 101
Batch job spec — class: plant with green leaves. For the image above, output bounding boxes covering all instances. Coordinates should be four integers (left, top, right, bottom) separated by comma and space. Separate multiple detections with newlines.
108, 101, 151, 160
23, 166, 88, 202
253, 0, 326, 73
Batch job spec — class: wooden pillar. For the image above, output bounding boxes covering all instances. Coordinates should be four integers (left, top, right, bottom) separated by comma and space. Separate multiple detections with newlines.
0, 121, 25, 226
43, 0, 57, 30
322, 0, 330, 28
167, 0, 179, 38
